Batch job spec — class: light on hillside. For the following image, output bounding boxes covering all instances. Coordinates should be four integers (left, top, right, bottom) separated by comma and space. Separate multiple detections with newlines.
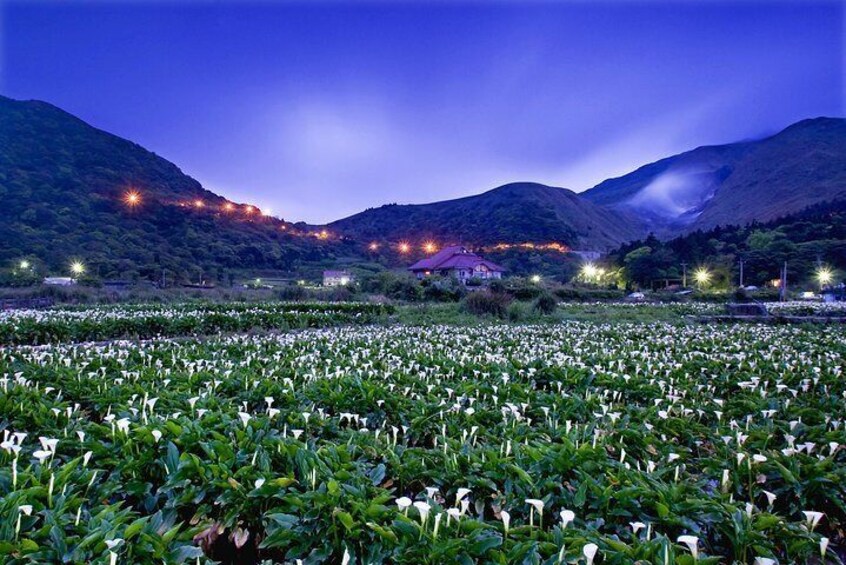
530, 274, 541, 284
223, 202, 235, 212
245, 205, 255, 215
193, 199, 204, 208
70, 261, 86, 276
124, 190, 141, 208
398, 242, 410, 254
423, 241, 437, 254
19, 260, 31, 270
368, 242, 379, 251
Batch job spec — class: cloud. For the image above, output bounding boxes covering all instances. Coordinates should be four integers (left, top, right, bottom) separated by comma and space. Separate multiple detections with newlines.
552, 90, 742, 191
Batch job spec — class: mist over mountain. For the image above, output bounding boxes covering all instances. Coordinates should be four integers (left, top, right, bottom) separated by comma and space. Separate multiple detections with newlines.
583, 117, 846, 235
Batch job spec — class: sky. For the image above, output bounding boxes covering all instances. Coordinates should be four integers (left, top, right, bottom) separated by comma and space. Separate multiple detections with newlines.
1, 0, 843, 224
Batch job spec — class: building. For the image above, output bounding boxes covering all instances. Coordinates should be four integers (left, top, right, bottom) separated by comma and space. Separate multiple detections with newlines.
323, 270, 354, 287
409, 246, 505, 283
43, 277, 76, 286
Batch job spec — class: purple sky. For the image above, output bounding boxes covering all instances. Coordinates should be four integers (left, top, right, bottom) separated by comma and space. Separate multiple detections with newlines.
2, 1, 843, 223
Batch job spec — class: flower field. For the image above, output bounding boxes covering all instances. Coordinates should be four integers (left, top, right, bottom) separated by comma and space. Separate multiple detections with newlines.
0, 303, 393, 346
1, 321, 845, 564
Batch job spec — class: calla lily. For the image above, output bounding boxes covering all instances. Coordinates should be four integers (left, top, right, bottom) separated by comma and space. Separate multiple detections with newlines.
678, 535, 699, 560
396, 496, 412, 515
583, 543, 599, 565
413, 501, 431, 525
526, 498, 544, 528
455, 488, 472, 504
559, 509, 575, 529
500, 510, 511, 534
802, 511, 824, 531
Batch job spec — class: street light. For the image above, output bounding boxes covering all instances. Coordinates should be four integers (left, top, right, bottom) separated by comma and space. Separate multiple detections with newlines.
582, 263, 598, 280
398, 242, 410, 254
423, 241, 437, 254
19, 260, 31, 270
70, 261, 86, 277
816, 267, 833, 289
530, 274, 541, 284
693, 267, 711, 288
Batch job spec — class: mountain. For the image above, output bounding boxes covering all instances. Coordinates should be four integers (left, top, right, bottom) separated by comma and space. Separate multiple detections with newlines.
328, 182, 643, 251
3, 93, 844, 284
0, 95, 336, 282
583, 117, 846, 235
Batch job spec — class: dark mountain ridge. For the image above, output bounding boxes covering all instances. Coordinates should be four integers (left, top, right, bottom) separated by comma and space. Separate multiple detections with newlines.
328, 181, 644, 251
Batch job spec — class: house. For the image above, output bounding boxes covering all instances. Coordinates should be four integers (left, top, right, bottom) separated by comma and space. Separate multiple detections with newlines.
408, 246, 505, 283
43, 277, 76, 286
323, 270, 353, 287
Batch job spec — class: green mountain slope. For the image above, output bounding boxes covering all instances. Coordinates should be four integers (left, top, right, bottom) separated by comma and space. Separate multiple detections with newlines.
0, 95, 337, 282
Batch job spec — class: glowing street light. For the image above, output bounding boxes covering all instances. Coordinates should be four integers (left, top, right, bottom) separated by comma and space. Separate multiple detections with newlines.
816, 267, 833, 289
19, 260, 31, 270
124, 190, 141, 208
244, 205, 255, 215
530, 274, 541, 284
693, 267, 711, 288
223, 202, 235, 212
423, 241, 437, 254
398, 242, 411, 254
70, 261, 86, 277
193, 199, 204, 209
368, 242, 380, 251
581, 263, 598, 280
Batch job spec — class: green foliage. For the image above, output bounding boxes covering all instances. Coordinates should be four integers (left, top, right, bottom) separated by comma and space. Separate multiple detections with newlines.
610, 199, 846, 289
532, 292, 558, 315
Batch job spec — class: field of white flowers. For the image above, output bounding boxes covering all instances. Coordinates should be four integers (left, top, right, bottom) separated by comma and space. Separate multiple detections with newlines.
0, 303, 392, 345
1, 315, 845, 564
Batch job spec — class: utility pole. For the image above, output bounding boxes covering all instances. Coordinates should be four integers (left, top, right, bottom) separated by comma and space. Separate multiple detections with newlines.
738, 257, 745, 288
681, 262, 688, 288
779, 261, 787, 302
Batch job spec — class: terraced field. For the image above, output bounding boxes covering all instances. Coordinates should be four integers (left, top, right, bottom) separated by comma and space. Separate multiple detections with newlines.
1, 312, 844, 563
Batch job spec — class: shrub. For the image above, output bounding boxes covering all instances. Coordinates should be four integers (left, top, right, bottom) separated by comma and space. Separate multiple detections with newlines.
487, 279, 505, 293
554, 286, 625, 302
533, 292, 558, 314
278, 285, 308, 301
462, 290, 512, 318
421, 276, 466, 302
506, 300, 531, 322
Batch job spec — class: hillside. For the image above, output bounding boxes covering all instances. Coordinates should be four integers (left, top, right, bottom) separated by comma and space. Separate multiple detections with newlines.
328, 182, 643, 251
0, 95, 338, 282
583, 117, 846, 235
